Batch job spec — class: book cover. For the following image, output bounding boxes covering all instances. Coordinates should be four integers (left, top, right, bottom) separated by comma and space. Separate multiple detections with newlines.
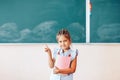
55, 55, 71, 69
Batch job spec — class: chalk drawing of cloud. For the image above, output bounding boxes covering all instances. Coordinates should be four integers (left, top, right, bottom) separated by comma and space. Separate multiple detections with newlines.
0, 23, 20, 42
97, 23, 120, 42
0, 21, 59, 43
13, 29, 31, 42
67, 22, 85, 42
31, 21, 58, 42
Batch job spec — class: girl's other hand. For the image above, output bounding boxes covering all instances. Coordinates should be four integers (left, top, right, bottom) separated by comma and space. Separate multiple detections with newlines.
53, 66, 60, 74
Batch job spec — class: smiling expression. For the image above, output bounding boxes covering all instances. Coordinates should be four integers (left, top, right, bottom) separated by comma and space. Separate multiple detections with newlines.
57, 35, 71, 52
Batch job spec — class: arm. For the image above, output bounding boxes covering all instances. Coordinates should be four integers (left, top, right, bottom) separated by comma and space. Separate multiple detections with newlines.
44, 45, 55, 68
53, 56, 77, 74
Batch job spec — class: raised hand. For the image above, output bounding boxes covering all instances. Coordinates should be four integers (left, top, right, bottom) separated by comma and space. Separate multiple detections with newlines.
44, 44, 51, 53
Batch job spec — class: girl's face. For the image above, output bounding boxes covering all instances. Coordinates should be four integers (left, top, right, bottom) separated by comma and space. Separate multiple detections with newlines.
57, 35, 71, 51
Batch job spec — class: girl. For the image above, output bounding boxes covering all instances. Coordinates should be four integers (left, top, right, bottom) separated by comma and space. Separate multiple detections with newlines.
44, 29, 78, 80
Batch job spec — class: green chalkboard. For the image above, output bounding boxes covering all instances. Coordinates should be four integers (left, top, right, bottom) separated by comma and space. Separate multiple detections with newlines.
0, 0, 86, 43
90, 0, 120, 43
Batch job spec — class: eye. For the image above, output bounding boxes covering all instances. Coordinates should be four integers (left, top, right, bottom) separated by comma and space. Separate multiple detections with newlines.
59, 41, 62, 43
63, 40, 67, 42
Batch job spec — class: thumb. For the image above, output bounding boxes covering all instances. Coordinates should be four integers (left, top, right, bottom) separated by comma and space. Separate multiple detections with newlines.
55, 66, 59, 69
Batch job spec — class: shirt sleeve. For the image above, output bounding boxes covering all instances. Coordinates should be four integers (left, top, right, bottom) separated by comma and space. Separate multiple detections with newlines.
71, 49, 79, 61
52, 47, 59, 59
76, 49, 79, 57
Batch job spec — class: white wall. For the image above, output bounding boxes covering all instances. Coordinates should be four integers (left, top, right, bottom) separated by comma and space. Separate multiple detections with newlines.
0, 44, 120, 80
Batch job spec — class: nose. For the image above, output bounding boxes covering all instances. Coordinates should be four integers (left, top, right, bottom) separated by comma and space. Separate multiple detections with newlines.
61, 41, 65, 46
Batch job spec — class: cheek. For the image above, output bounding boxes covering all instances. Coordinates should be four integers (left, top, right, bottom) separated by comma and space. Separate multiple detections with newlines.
59, 45, 63, 48
66, 42, 71, 47
58, 43, 62, 46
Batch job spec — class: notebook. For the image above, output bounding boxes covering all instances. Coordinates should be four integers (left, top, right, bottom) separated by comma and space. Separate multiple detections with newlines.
55, 55, 71, 69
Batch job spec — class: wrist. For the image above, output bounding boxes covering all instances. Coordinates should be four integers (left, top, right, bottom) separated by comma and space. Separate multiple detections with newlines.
58, 69, 61, 73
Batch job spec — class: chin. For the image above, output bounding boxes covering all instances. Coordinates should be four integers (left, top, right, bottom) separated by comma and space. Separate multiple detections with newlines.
61, 46, 68, 50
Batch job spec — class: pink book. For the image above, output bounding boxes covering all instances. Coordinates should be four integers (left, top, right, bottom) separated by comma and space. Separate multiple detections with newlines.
55, 55, 71, 69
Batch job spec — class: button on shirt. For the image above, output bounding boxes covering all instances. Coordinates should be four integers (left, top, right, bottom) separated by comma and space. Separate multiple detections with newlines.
50, 47, 78, 80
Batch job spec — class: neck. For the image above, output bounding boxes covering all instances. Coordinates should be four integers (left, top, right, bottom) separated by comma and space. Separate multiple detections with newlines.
62, 47, 70, 53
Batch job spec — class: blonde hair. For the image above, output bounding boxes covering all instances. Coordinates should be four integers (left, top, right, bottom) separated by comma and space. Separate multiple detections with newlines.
56, 29, 71, 42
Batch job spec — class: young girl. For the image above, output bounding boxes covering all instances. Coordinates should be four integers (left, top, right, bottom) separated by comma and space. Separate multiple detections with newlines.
44, 29, 78, 80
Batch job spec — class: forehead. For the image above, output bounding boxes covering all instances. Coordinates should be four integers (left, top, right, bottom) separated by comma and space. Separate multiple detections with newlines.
57, 35, 69, 40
